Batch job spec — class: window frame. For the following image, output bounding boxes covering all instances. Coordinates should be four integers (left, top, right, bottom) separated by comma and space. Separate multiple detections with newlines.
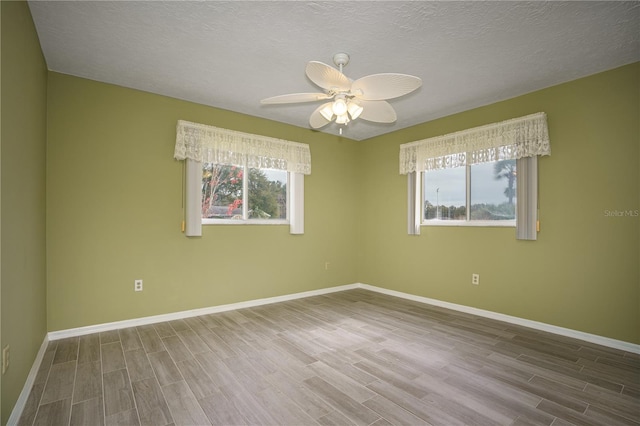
401, 113, 547, 239
421, 161, 517, 228
178, 121, 310, 237
201, 159, 290, 226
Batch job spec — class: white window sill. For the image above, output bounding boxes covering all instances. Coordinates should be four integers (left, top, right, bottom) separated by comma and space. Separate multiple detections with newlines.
422, 220, 515, 228
202, 219, 289, 226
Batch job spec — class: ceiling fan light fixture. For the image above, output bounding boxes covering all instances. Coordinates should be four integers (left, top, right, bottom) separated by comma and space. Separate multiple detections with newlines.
319, 104, 334, 121
332, 97, 348, 116
347, 101, 363, 120
335, 113, 350, 125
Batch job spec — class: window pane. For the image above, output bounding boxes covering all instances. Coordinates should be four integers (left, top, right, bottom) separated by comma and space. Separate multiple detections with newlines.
201, 163, 244, 219
470, 160, 516, 221
424, 167, 466, 220
248, 168, 287, 220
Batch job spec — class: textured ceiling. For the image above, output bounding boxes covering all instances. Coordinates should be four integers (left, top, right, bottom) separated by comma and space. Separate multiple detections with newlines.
29, 1, 639, 141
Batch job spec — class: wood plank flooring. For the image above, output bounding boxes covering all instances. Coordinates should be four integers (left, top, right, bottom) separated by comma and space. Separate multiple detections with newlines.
17, 289, 640, 425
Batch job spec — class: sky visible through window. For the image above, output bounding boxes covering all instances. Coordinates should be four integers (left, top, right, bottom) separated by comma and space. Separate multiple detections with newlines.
263, 169, 287, 185
424, 162, 515, 207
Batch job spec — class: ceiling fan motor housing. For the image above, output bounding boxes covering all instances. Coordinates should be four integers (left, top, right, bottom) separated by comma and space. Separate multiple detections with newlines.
333, 53, 350, 68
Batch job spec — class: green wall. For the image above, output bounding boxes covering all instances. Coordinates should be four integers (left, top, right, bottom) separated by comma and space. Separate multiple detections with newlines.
46, 73, 360, 332
1, 2, 3, 422
358, 62, 640, 344
0, 1, 48, 423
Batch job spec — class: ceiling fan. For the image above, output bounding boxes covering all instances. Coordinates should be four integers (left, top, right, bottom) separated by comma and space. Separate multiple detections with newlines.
261, 53, 422, 131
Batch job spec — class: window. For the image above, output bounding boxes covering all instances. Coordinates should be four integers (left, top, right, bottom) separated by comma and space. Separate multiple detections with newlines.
202, 162, 288, 223
423, 160, 516, 225
400, 112, 550, 239
174, 121, 310, 236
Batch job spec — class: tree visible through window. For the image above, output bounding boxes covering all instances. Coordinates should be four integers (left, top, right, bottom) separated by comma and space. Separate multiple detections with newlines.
202, 163, 287, 221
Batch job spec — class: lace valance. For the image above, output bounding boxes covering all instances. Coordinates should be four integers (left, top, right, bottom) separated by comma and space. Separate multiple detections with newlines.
174, 120, 311, 175
399, 112, 550, 174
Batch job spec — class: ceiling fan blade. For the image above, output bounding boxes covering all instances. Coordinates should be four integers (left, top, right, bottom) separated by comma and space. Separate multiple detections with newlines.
358, 100, 397, 123
306, 61, 351, 92
309, 102, 333, 129
261, 92, 331, 104
352, 73, 422, 101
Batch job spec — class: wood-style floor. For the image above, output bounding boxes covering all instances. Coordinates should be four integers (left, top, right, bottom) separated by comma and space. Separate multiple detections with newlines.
17, 289, 640, 426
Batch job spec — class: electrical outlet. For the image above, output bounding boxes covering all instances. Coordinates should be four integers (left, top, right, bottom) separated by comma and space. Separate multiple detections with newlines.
2, 345, 9, 375
325, 262, 330, 270
472, 274, 480, 285
134, 279, 143, 292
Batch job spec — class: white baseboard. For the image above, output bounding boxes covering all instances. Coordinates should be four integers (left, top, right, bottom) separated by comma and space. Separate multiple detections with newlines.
358, 283, 640, 355
7, 335, 50, 426
48, 283, 360, 340
11, 281, 639, 425
48, 281, 640, 352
